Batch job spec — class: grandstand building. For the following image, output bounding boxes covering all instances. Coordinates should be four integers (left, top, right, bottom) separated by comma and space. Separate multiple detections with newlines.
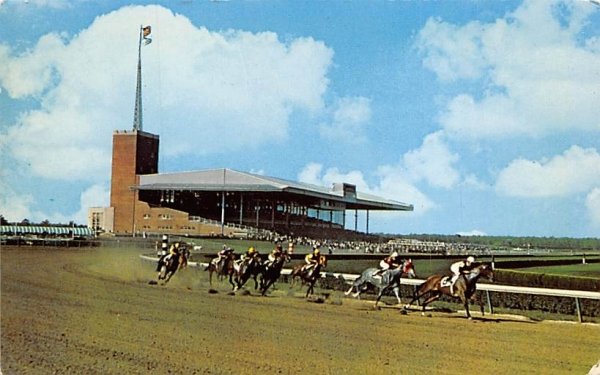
98, 129, 413, 237
90, 36, 412, 237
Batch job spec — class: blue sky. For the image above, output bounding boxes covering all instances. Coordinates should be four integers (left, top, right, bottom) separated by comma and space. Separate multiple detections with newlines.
1, 0, 599, 238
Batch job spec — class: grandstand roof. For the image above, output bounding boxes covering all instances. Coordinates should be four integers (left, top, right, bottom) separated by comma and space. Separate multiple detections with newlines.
136, 168, 413, 211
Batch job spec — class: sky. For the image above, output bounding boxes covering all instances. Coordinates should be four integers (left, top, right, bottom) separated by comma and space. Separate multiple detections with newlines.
1, 0, 599, 238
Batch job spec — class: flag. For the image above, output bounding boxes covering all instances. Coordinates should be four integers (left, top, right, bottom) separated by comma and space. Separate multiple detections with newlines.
142, 25, 152, 45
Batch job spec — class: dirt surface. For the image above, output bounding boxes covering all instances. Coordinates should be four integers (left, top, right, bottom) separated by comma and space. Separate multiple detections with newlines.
2, 246, 599, 374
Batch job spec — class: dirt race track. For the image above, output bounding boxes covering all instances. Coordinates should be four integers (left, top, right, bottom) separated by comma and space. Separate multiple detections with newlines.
2, 246, 599, 375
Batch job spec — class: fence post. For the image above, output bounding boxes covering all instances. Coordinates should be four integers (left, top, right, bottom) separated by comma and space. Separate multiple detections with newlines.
575, 297, 582, 323
486, 290, 494, 314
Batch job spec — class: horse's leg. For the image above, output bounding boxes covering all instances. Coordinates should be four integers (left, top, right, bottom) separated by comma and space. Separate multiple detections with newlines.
344, 284, 354, 296
306, 280, 314, 298
393, 285, 402, 305
476, 291, 485, 316
261, 279, 273, 296
345, 279, 361, 297
463, 297, 471, 319
405, 286, 428, 309
420, 292, 441, 314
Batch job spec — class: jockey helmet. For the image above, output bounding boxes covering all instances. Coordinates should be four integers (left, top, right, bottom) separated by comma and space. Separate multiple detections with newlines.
391, 251, 398, 258
466, 256, 475, 264
276, 244, 282, 250
313, 248, 320, 255
248, 247, 255, 254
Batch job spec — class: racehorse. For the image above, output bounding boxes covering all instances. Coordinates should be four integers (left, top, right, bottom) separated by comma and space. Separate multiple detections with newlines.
232, 256, 264, 291
206, 251, 236, 288
290, 255, 328, 297
345, 259, 416, 308
259, 251, 290, 296
157, 251, 186, 285
404, 262, 494, 319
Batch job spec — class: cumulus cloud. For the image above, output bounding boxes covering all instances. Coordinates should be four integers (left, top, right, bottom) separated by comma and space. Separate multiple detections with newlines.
298, 130, 466, 216
0, 4, 334, 222
496, 146, 600, 197
586, 188, 600, 229
0, 5, 333, 182
402, 131, 460, 189
298, 162, 434, 216
319, 96, 371, 143
73, 184, 110, 224
417, 0, 600, 140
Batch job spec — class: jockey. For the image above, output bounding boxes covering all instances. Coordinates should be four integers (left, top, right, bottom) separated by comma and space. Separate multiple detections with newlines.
303, 247, 321, 272
215, 245, 234, 265
157, 242, 180, 275
374, 251, 400, 276
267, 244, 283, 264
240, 246, 258, 265
449, 256, 476, 293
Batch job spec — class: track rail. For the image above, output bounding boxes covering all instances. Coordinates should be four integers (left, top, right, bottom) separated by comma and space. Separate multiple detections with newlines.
140, 254, 599, 321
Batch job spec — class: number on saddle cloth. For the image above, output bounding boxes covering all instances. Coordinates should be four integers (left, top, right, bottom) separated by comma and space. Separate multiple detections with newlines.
440, 276, 453, 287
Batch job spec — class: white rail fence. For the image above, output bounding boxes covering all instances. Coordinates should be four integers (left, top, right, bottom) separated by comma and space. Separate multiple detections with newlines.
140, 255, 600, 322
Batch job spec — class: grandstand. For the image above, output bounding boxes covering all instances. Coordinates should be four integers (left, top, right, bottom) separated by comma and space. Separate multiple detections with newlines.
95, 129, 413, 238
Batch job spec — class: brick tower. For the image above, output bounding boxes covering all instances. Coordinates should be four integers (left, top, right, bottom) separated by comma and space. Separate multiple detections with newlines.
110, 130, 159, 234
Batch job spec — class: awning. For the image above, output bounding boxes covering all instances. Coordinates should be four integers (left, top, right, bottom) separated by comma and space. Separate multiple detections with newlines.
0, 225, 94, 237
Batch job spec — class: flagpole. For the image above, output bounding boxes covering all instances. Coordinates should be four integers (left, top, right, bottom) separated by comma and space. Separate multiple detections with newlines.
133, 25, 143, 131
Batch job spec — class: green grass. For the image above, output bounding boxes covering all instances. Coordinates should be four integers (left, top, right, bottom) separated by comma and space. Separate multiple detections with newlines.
519, 262, 600, 278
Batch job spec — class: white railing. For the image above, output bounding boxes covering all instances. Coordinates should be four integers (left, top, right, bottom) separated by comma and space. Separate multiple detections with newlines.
139, 255, 599, 322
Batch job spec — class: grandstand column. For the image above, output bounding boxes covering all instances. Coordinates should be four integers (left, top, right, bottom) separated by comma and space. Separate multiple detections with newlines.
220, 192, 225, 236
366, 210, 369, 234
239, 194, 243, 225
271, 203, 275, 229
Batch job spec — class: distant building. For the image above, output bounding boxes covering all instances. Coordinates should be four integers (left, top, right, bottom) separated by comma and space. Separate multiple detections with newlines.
91, 129, 413, 237
88, 206, 114, 234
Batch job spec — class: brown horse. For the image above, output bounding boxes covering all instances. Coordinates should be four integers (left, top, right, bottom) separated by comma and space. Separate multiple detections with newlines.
206, 252, 236, 288
290, 255, 328, 297
404, 263, 494, 319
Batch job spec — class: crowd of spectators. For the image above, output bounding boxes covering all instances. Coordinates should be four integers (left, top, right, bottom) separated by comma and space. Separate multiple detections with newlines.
246, 229, 490, 256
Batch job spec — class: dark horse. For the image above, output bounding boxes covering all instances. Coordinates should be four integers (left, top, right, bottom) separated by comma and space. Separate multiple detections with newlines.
345, 259, 416, 308
259, 252, 290, 296
206, 252, 236, 288
157, 251, 187, 285
404, 263, 494, 319
232, 256, 264, 291
290, 255, 328, 297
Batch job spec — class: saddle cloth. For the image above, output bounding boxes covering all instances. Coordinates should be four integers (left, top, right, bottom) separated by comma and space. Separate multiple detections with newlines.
440, 276, 452, 287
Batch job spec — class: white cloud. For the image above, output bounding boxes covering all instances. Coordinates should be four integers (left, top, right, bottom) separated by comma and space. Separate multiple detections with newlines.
319, 96, 371, 143
586, 188, 600, 229
416, 18, 486, 82
0, 182, 34, 222
402, 131, 460, 189
496, 146, 600, 197
0, 4, 333, 182
297, 130, 468, 216
73, 184, 110, 224
0, 4, 334, 222
456, 229, 487, 237
375, 165, 435, 214
417, 0, 600, 140
297, 163, 434, 216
